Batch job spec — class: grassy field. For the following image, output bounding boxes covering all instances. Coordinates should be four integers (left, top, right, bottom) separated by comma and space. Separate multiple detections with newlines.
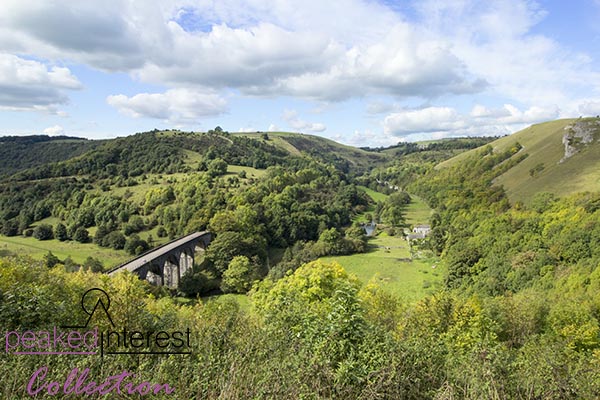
0, 234, 131, 268
322, 233, 442, 302
182, 149, 203, 168
232, 131, 302, 155
357, 185, 388, 203
405, 194, 433, 226
204, 293, 252, 312
226, 164, 267, 179
322, 189, 438, 302
233, 131, 386, 167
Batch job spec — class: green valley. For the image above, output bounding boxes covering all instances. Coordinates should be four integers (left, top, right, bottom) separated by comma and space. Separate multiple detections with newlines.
2, 122, 600, 398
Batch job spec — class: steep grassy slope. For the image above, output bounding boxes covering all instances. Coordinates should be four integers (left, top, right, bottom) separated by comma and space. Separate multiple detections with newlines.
438, 118, 600, 204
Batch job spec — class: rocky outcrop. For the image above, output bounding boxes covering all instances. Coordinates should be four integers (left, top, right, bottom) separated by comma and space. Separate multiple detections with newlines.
560, 119, 600, 163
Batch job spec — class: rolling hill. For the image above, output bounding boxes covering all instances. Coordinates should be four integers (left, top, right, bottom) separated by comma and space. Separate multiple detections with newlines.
437, 117, 600, 204
0, 135, 99, 178
233, 131, 386, 173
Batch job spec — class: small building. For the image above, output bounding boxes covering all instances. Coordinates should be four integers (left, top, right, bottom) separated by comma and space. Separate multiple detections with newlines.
413, 224, 431, 235
407, 232, 426, 241
407, 224, 431, 242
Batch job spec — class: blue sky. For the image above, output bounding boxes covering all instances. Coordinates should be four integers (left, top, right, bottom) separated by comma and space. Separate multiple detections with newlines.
1, 0, 600, 147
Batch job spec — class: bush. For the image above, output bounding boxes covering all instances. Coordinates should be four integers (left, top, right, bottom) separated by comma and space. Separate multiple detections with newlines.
1, 219, 19, 236
54, 223, 68, 241
33, 224, 54, 240
125, 234, 149, 255
43, 251, 60, 268
73, 227, 90, 243
103, 231, 126, 250
83, 256, 103, 272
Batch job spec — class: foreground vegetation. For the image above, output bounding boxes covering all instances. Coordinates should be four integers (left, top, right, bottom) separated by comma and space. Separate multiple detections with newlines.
1, 254, 598, 399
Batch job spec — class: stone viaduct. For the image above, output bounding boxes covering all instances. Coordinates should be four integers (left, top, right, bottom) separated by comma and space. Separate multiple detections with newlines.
107, 231, 211, 289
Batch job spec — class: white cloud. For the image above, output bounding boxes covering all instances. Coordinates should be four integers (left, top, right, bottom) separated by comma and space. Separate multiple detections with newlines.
578, 101, 600, 116
43, 125, 64, 136
282, 109, 326, 132
417, 0, 600, 107
0, 1, 145, 71
255, 23, 484, 101
383, 104, 561, 139
471, 104, 559, 124
383, 107, 464, 135
344, 129, 397, 148
0, 53, 81, 112
106, 88, 227, 123
0, 0, 482, 102
267, 124, 279, 132
501, 104, 560, 124
1, 0, 599, 143
470, 104, 511, 118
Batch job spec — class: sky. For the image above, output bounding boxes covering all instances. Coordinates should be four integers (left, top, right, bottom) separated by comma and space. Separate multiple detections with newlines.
1, 0, 600, 147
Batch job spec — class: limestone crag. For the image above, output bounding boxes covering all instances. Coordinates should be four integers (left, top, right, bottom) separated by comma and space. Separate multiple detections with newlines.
560, 119, 600, 163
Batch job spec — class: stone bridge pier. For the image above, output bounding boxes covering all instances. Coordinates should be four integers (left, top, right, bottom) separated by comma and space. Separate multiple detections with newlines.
107, 231, 211, 289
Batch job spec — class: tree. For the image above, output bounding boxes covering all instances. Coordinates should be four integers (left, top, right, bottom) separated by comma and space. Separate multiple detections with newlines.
18, 211, 33, 233
44, 251, 60, 268
33, 224, 54, 240
1, 219, 19, 236
103, 231, 126, 250
73, 227, 90, 243
94, 225, 109, 245
54, 223, 68, 241
317, 228, 346, 255
381, 205, 405, 227
124, 216, 145, 235
209, 205, 259, 235
125, 234, 149, 255
345, 225, 367, 253
253, 260, 366, 366
179, 262, 220, 297
76, 208, 95, 228
83, 256, 103, 273
221, 256, 259, 294
207, 158, 228, 177
205, 231, 267, 275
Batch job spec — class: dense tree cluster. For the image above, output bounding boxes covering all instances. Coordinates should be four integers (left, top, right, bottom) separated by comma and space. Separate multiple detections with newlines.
0, 135, 96, 178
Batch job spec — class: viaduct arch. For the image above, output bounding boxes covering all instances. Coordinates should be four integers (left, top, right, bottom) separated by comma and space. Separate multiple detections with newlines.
107, 231, 211, 289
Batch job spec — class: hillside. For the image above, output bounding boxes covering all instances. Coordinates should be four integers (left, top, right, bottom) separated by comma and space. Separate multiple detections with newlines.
0, 135, 98, 178
233, 131, 386, 173
3, 126, 600, 398
437, 117, 600, 204
0, 128, 398, 279
0, 128, 496, 280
